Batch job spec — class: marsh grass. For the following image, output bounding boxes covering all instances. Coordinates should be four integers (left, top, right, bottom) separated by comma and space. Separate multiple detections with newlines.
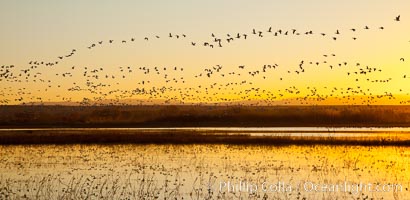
2, 105, 410, 128
0, 144, 409, 199
1, 129, 409, 146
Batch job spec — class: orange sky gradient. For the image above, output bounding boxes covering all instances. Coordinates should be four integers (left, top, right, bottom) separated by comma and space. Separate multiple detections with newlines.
0, 1, 410, 105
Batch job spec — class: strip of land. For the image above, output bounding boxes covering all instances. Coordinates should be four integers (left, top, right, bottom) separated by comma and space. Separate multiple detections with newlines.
1, 105, 410, 128
0, 128, 409, 145
1, 105, 410, 145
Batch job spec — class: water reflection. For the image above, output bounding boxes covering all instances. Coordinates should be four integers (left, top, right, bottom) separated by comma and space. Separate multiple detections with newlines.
0, 144, 409, 199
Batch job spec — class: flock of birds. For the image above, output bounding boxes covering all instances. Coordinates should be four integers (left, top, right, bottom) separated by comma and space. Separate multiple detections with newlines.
0, 15, 409, 106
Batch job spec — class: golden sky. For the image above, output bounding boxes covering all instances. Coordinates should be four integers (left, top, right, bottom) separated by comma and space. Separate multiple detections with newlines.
1, 1, 410, 105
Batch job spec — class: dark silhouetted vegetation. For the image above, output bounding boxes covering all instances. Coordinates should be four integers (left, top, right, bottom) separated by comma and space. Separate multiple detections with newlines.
1, 105, 410, 128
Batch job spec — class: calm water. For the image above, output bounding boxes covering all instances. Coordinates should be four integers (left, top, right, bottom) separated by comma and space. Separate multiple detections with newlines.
4, 127, 410, 131
1, 139, 410, 199
2, 127, 410, 138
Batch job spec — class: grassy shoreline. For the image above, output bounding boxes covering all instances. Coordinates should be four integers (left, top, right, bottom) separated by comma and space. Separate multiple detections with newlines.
0, 129, 409, 145
1, 105, 410, 128
1, 105, 410, 145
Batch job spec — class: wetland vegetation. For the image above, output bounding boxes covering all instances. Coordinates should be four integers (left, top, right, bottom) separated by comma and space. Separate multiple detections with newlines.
0, 144, 408, 199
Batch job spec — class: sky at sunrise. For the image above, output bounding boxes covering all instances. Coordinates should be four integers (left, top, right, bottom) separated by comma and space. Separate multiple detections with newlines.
1, 0, 410, 105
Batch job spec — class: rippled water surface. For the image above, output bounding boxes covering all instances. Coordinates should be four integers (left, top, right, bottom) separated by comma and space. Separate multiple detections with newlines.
1, 140, 410, 199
